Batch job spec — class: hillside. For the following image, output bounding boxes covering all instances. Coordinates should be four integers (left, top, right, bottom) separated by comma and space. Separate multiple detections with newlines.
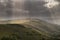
0, 24, 52, 40
23, 19, 60, 33
22, 19, 60, 39
0, 19, 60, 40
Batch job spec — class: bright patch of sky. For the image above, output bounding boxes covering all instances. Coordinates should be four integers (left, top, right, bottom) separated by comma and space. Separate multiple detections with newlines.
44, 0, 59, 8
0, 0, 4, 2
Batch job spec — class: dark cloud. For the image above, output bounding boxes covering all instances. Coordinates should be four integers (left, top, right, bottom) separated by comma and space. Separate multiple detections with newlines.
24, 0, 51, 17
0, 0, 60, 24
0, 0, 13, 19
24, 0, 60, 24
24, 0, 52, 19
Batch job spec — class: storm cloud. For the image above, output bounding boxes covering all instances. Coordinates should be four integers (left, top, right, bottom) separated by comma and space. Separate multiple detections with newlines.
0, 0, 60, 25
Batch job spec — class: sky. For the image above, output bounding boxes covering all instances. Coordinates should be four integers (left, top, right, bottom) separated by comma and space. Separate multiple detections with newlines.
23, 0, 60, 25
0, 0, 60, 25
44, 0, 59, 8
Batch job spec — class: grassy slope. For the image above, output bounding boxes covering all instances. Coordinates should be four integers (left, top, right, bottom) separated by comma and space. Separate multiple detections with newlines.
0, 24, 51, 40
